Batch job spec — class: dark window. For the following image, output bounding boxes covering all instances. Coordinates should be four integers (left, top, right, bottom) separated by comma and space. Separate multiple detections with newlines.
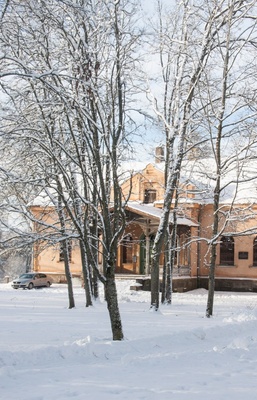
238, 252, 248, 260
253, 237, 257, 266
122, 235, 133, 263
220, 236, 234, 265
59, 240, 72, 262
144, 189, 157, 204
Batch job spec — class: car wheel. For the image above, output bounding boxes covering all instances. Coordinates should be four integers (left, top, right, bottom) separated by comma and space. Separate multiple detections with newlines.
46, 281, 51, 288
28, 282, 34, 290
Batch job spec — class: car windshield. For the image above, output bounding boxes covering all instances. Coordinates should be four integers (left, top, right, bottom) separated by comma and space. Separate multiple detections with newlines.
19, 274, 34, 279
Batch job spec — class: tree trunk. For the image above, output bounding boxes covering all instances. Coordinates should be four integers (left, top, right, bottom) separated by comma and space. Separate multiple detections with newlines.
90, 215, 99, 300
57, 191, 75, 309
62, 239, 75, 309
166, 216, 177, 304
80, 240, 93, 307
206, 241, 217, 317
161, 239, 167, 304
105, 256, 123, 341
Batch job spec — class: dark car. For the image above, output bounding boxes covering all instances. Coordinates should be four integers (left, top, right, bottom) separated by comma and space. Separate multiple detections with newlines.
11, 273, 52, 289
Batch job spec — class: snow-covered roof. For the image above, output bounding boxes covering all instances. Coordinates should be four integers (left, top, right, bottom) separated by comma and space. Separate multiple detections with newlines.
181, 158, 257, 204
126, 202, 198, 227
121, 157, 257, 205
30, 157, 257, 208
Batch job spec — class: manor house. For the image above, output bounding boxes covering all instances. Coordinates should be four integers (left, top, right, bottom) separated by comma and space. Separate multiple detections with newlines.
31, 150, 257, 292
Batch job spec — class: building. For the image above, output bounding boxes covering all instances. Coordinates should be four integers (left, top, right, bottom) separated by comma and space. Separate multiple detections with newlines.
31, 153, 257, 292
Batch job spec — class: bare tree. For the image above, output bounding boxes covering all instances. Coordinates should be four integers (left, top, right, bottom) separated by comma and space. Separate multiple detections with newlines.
0, 0, 142, 339
196, 1, 257, 317
146, 0, 241, 310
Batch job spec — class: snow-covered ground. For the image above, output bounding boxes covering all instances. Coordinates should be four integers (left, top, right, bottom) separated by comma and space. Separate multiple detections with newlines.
1, 280, 257, 400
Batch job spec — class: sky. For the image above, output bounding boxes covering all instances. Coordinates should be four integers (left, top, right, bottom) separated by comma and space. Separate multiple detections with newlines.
1, 279, 257, 399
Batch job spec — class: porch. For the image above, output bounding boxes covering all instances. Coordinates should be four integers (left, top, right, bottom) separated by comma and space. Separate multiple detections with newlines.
118, 202, 198, 276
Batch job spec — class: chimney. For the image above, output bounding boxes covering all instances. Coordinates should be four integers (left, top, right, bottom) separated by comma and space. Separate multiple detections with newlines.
155, 146, 165, 163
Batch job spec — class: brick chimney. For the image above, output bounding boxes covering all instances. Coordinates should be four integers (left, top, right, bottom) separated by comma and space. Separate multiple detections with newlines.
155, 146, 165, 163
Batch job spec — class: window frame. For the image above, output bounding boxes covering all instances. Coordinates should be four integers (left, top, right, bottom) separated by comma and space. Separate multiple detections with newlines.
219, 236, 234, 266
144, 189, 157, 204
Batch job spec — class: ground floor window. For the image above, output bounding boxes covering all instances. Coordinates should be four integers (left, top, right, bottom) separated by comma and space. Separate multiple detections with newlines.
175, 227, 191, 266
220, 236, 234, 265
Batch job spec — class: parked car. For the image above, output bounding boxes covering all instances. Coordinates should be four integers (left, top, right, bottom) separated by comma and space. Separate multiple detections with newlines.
11, 273, 52, 289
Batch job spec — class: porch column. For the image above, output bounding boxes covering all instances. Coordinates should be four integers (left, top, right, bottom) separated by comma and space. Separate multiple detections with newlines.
145, 232, 150, 275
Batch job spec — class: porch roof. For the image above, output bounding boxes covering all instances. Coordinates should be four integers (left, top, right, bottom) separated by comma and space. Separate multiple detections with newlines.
125, 202, 198, 227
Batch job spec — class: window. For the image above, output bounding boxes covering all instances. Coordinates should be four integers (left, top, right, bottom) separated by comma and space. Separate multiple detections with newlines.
59, 240, 72, 262
122, 234, 133, 263
253, 237, 257, 266
220, 236, 234, 265
144, 189, 157, 204
175, 228, 190, 266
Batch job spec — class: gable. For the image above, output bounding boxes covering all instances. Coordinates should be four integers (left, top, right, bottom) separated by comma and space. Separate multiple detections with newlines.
120, 163, 165, 202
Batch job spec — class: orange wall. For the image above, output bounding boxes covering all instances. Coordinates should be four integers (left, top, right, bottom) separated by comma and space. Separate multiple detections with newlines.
199, 204, 257, 279
34, 241, 82, 275
119, 164, 165, 203
31, 206, 83, 276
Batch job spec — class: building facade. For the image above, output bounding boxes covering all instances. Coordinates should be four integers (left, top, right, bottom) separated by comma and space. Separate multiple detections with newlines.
31, 158, 257, 292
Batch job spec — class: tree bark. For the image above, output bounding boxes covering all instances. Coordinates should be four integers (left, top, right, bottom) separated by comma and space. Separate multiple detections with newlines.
105, 255, 124, 341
